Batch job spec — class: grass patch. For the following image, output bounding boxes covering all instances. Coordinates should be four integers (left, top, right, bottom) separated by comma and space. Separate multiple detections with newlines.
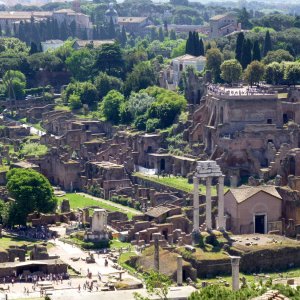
62, 235, 109, 250
0, 234, 53, 251
0, 165, 9, 172
0, 235, 34, 248
60, 193, 137, 219
119, 251, 137, 274
54, 105, 71, 111
110, 239, 131, 250
20, 142, 48, 157
135, 173, 229, 196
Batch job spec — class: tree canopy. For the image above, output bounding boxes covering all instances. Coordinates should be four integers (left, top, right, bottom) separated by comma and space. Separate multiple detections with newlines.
220, 59, 242, 84
6, 168, 57, 225
244, 61, 265, 87
206, 48, 224, 83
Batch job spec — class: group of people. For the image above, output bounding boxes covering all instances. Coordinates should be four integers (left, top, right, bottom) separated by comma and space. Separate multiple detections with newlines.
207, 84, 273, 97
2, 272, 69, 284
7, 225, 55, 240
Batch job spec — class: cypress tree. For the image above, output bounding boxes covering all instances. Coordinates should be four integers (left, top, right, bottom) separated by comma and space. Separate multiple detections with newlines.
252, 40, 261, 61
108, 17, 116, 38
13, 23, 17, 36
185, 31, 193, 55
189, 32, 195, 55
263, 30, 272, 57
121, 26, 127, 46
170, 29, 176, 40
60, 20, 68, 40
241, 39, 252, 69
5, 20, 11, 36
46, 18, 52, 39
30, 42, 38, 55
0, 25, 2, 37
70, 20, 77, 37
199, 38, 204, 56
235, 32, 244, 64
53, 19, 59, 39
194, 32, 200, 56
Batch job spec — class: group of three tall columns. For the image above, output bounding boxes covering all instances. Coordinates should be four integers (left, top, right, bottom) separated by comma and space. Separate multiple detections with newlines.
193, 161, 226, 234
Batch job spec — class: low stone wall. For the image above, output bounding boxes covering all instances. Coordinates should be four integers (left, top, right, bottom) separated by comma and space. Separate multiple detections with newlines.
183, 245, 300, 279
238, 246, 300, 273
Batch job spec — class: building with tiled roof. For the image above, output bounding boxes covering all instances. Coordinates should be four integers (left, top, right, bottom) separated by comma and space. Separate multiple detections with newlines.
171, 54, 206, 87
0, 9, 92, 37
209, 13, 241, 38
224, 185, 282, 234
117, 16, 150, 33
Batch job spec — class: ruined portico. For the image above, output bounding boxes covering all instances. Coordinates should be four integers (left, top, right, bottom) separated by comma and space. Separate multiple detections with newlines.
193, 161, 225, 234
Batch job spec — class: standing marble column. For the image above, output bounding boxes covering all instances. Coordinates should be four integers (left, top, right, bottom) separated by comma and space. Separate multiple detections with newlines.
193, 176, 200, 233
231, 256, 241, 291
206, 176, 212, 230
218, 175, 225, 230
153, 233, 160, 273
177, 255, 183, 286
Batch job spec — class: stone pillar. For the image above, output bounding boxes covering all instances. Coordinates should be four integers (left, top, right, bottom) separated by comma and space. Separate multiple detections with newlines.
218, 175, 225, 231
177, 255, 183, 286
193, 176, 200, 233
231, 256, 241, 291
153, 233, 160, 272
206, 177, 212, 230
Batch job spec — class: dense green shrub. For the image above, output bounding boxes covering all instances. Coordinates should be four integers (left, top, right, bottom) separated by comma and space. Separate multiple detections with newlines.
189, 286, 262, 300
146, 118, 160, 132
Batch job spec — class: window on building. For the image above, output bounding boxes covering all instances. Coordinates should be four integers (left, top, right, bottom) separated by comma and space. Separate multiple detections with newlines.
267, 119, 272, 124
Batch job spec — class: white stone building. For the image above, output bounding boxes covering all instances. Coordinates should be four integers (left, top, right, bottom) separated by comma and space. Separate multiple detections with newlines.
172, 54, 206, 86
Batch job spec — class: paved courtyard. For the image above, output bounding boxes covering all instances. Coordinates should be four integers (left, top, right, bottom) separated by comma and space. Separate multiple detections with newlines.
0, 234, 143, 299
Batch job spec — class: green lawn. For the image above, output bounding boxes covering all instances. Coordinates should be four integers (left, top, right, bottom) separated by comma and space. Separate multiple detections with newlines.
110, 239, 131, 250
60, 193, 136, 219
135, 173, 229, 196
0, 234, 54, 251
119, 251, 138, 275
0, 235, 34, 248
